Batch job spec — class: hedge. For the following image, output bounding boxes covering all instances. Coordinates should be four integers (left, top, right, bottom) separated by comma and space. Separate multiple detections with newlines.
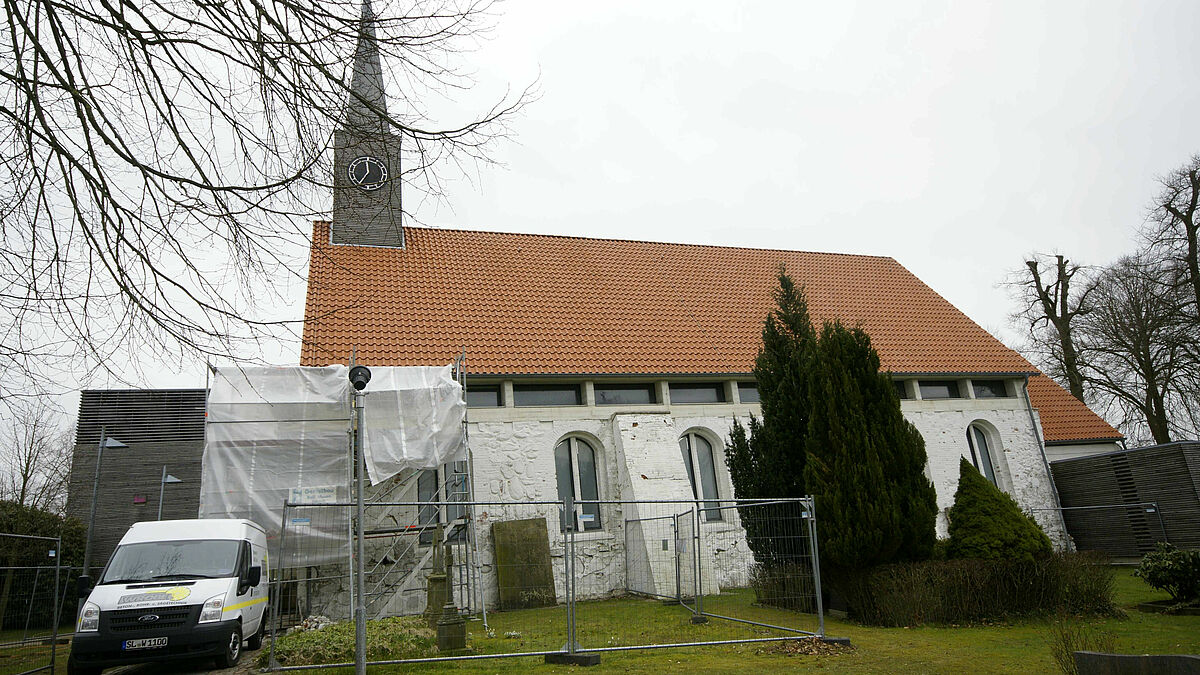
838, 552, 1116, 626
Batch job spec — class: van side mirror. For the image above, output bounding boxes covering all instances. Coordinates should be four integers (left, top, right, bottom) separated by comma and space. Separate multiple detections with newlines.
245, 566, 261, 588
77, 575, 93, 599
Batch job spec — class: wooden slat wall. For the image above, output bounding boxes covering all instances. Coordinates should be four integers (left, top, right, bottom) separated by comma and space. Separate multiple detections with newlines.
66, 390, 208, 570
1051, 442, 1200, 556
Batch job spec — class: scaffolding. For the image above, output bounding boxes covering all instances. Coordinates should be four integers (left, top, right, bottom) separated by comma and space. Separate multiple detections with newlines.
197, 357, 482, 620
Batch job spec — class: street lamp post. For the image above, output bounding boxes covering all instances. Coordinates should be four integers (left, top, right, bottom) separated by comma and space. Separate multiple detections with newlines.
81, 428, 128, 579
158, 466, 183, 520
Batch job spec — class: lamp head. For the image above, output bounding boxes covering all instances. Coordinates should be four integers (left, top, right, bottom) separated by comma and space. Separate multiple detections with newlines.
349, 365, 372, 391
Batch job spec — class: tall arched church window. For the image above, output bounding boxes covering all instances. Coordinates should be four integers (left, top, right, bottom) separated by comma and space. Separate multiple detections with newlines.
679, 433, 723, 521
966, 424, 998, 486
554, 437, 602, 531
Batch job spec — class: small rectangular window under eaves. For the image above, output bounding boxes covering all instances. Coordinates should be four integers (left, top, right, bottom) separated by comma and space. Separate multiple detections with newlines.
918, 380, 961, 400
513, 384, 582, 407
737, 382, 760, 403
465, 385, 502, 408
594, 383, 656, 405
972, 380, 1011, 398
669, 382, 726, 404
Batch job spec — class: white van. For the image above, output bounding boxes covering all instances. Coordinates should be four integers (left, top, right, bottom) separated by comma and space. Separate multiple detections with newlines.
68, 519, 269, 674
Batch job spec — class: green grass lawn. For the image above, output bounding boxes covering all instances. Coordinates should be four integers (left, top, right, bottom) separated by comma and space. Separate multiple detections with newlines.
0, 626, 63, 675
265, 570, 1198, 674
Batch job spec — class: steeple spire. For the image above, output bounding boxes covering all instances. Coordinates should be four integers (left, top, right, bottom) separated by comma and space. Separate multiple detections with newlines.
346, 0, 388, 135
332, 0, 404, 248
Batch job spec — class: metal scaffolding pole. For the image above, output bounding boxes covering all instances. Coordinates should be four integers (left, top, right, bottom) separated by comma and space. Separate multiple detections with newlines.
353, 385, 367, 675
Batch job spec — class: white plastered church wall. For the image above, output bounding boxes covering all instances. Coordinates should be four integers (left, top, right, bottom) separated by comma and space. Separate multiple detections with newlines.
463, 390, 1068, 608
900, 398, 1069, 546
465, 406, 758, 606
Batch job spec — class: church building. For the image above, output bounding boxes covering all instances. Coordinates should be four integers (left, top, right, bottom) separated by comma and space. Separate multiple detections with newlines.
300, 0, 1124, 603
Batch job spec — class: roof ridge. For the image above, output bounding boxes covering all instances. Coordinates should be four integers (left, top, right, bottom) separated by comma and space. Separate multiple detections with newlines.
312, 220, 899, 261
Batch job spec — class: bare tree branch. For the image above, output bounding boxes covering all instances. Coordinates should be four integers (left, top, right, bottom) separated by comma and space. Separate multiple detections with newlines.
1077, 255, 1198, 445
0, 397, 73, 514
1006, 252, 1094, 402
0, 0, 534, 400
1142, 154, 1200, 320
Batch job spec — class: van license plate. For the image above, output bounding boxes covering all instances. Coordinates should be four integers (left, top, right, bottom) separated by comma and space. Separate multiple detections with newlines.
123, 637, 167, 650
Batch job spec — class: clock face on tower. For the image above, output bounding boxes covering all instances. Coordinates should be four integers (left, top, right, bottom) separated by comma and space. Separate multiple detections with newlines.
347, 156, 388, 191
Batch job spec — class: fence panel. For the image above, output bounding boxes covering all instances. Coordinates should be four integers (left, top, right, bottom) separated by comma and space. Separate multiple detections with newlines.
0, 533, 63, 675
264, 497, 823, 671
696, 500, 822, 634
266, 500, 571, 671
575, 498, 821, 657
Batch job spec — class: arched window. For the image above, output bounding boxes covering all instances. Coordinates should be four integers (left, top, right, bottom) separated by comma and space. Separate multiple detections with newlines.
554, 437, 602, 531
679, 432, 723, 522
966, 424, 998, 486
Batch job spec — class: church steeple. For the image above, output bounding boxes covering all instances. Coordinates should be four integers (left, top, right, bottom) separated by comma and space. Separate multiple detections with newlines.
331, 0, 405, 248
346, 0, 388, 135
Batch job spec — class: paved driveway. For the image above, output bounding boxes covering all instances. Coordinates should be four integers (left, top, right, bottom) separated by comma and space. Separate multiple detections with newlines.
107, 653, 260, 674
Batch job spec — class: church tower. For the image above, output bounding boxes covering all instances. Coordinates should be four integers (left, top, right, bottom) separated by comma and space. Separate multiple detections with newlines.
331, 0, 404, 247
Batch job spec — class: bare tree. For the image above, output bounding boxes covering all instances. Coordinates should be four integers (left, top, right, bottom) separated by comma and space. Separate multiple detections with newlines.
0, 399, 73, 514
1144, 155, 1200, 318
1009, 253, 1094, 402
0, 0, 532, 400
1077, 256, 1198, 445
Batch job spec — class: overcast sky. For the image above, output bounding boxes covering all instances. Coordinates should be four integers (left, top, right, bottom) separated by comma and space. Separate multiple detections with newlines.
82, 0, 1200, 397
435, 0, 1200, 325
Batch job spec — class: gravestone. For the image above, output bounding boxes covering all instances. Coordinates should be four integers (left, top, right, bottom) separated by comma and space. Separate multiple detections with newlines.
492, 518, 557, 610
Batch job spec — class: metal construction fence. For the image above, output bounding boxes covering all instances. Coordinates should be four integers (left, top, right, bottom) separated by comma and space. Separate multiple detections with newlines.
0, 533, 65, 675
265, 497, 823, 670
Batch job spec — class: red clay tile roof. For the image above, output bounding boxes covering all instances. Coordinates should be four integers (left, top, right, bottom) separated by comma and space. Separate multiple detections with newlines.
1027, 374, 1122, 443
301, 223, 1120, 442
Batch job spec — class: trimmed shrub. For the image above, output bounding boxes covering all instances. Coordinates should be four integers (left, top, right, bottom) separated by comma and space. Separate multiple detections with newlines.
947, 458, 1053, 562
841, 552, 1116, 626
931, 538, 950, 561
0, 500, 86, 566
1134, 543, 1200, 603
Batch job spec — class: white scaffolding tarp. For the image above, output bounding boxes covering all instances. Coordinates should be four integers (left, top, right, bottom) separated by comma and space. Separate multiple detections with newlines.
198, 364, 465, 566
363, 364, 465, 485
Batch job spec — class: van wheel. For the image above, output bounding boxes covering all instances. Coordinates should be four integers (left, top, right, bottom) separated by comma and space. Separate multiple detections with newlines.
214, 625, 242, 669
247, 619, 265, 651
66, 654, 101, 675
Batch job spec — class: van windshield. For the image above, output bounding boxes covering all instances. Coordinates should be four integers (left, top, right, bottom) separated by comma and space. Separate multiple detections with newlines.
100, 539, 241, 584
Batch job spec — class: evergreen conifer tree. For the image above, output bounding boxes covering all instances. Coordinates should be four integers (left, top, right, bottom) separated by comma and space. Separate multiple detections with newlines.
947, 457, 1053, 562
749, 270, 816, 497
725, 270, 817, 566
725, 270, 937, 573
725, 416, 763, 501
803, 321, 938, 570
